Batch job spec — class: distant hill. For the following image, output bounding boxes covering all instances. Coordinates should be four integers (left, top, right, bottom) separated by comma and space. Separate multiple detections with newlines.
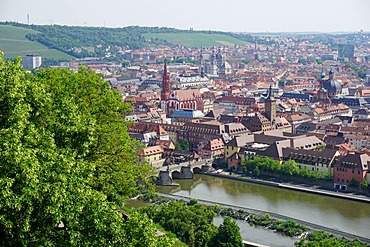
0, 22, 254, 59
0, 25, 75, 60
143, 32, 247, 47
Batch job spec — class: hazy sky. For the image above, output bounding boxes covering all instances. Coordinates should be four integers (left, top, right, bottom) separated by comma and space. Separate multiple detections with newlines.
1, 0, 370, 32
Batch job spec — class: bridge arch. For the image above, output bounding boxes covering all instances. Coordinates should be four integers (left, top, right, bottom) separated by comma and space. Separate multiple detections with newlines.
155, 160, 213, 185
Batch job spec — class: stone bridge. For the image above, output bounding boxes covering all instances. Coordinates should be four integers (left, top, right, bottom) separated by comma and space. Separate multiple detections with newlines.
156, 159, 213, 186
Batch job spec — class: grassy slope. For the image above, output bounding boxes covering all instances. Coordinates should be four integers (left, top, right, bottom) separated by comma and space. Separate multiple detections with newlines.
144, 32, 247, 47
0, 25, 74, 59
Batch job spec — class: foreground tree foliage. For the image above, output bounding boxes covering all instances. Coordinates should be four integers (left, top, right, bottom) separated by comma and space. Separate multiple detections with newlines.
209, 217, 244, 247
0, 55, 171, 246
141, 200, 217, 247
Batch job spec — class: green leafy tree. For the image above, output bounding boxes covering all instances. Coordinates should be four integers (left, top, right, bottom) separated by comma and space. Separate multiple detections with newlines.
315, 144, 325, 151
360, 179, 368, 191
142, 201, 217, 247
299, 167, 310, 177
210, 217, 243, 247
282, 160, 300, 176
349, 178, 359, 188
122, 211, 173, 247
253, 166, 260, 177
0, 55, 169, 246
175, 140, 190, 151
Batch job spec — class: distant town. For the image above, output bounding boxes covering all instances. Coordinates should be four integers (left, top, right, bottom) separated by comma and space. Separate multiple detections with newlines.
2, 20, 370, 246
11, 23, 370, 192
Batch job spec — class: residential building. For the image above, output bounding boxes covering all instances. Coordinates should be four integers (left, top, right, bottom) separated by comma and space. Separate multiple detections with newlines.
139, 145, 165, 168
282, 147, 339, 173
333, 153, 370, 190
198, 138, 225, 159
22, 54, 42, 69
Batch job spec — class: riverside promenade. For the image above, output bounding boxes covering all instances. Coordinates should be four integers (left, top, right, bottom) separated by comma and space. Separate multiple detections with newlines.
204, 171, 370, 203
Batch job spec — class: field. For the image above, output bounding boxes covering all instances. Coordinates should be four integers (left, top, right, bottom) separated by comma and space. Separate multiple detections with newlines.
0, 25, 74, 60
144, 32, 247, 47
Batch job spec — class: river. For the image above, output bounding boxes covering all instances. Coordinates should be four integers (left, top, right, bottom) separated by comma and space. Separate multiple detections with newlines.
156, 174, 370, 243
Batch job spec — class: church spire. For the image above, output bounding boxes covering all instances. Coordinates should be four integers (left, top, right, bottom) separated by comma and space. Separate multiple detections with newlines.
266, 84, 274, 100
161, 56, 170, 101
265, 84, 276, 124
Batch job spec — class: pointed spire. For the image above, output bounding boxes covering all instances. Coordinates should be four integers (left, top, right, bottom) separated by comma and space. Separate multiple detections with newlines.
329, 67, 334, 80
161, 55, 170, 101
266, 84, 274, 100
163, 55, 167, 81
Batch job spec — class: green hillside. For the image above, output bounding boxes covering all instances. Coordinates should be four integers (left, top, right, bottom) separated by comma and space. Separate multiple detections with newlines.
0, 25, 74, 59
144, 32, 247, 47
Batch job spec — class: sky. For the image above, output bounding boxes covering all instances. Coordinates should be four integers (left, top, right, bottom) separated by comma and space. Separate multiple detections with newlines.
1, 0, 370, 33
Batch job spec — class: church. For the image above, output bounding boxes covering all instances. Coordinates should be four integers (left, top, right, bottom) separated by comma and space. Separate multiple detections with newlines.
199, 47, 231, 79
243, 85, 276, 127
316, 68, 343, 103
160, 58, 205, 117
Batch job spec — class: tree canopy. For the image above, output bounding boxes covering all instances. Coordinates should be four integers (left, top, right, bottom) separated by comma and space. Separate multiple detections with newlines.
210, 217, 244, 247
0, 54, 169, 246
141, 200, 217, 247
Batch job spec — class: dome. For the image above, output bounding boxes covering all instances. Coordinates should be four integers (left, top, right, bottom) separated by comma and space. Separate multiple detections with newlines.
322, 78, 342, 93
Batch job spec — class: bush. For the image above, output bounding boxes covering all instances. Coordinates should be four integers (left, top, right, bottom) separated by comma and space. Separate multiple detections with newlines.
349, 178, 359, 188
188, 198, 198, 206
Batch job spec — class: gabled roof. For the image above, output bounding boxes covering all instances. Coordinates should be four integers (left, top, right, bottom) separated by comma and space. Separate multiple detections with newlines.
333, 153, 370, 171
282, 147, 338, 164
201, 138, 225, 151
140, 145, 164, 156
225, 134, 255, 147
203, 109, 225, 119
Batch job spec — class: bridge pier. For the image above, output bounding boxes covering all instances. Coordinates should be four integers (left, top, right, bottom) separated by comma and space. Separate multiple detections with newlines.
156, 170, 174, 186
181, 166, 194, 179
172, 166, 194, 179
201, 165, 212, 172
156, 160, 213, 185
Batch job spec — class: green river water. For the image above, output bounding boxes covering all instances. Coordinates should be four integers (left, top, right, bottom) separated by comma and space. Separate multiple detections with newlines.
155, 174, 370, 246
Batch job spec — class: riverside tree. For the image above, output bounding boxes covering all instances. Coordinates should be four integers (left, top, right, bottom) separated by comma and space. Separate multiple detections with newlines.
0, 55, 171, 246
210, 217, 244, 247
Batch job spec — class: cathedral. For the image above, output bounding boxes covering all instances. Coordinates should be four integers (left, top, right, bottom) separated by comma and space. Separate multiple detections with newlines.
316, 68, 343, 102
199, 47, 229, 79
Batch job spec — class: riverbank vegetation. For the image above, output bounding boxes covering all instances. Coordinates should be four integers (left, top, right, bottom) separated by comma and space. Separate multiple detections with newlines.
141, 193, 307, 237
139, 199, 243, 247
243, 156, 333, 181
295, 231, 368, 247
139, 193, 370, 247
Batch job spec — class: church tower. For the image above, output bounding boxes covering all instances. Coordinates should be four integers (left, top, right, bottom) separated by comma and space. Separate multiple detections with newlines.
199, 47, 205, 77
216, 48, 226, 79
265, 85, 276, 124
317, 68, 329, 102
160, 57, 171, 113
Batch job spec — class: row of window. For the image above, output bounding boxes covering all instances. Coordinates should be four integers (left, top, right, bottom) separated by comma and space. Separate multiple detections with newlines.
336, 167, 361, 174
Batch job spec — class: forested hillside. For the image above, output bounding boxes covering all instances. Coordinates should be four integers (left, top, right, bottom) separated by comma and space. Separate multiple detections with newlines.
1, 22, 253, 59
1, 22, 175, 58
